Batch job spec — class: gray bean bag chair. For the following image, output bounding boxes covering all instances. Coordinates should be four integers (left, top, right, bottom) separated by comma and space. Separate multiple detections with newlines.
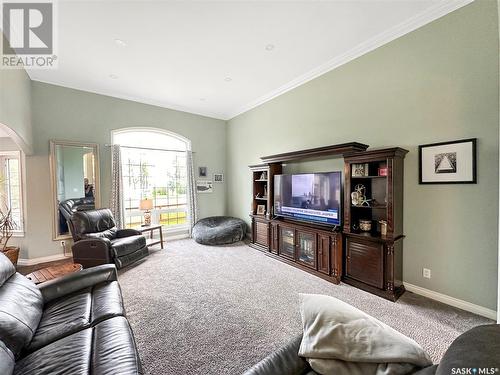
192, 216, 247, 245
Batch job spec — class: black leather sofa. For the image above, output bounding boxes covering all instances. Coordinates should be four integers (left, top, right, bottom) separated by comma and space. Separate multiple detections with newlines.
71, 208, 149, 269
244, 324, 500, 375
59, 197, 95, 234
0, 252, 142, 375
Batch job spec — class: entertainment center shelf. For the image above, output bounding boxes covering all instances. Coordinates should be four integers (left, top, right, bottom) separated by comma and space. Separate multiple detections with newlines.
249, 142, 408, 301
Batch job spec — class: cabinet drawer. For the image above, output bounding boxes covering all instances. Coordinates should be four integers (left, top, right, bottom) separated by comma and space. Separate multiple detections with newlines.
346, 238, 383, 289
255, 221, 269, 246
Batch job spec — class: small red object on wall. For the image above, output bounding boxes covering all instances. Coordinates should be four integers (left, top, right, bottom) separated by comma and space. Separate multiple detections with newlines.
378, 167, 388, 176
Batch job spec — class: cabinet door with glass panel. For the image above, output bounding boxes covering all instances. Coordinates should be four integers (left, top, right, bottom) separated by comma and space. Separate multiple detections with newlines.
279, 226, 295, 260
296, 230, 317, 269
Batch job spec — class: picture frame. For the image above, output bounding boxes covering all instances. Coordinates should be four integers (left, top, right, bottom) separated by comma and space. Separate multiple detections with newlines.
214, 173, 224, 183
198, 166, 207, 178
256, 204, 266, 215
418, 138, 476, 184
196, 180, 213, 193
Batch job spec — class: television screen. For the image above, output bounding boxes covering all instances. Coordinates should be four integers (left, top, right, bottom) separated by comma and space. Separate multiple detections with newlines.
274, 172, 341, 226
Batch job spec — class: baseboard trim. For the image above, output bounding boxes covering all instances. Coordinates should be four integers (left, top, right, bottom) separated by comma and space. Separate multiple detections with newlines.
17, 253, 70, 266
403, 282, 497, 320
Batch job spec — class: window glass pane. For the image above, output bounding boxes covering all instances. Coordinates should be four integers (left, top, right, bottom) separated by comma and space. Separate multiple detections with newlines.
114, 131, 189, 229
0, 155, 23, 232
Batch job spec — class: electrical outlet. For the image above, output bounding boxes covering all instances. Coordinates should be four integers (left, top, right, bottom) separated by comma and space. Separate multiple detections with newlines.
60, 241, 66, 249
423, 268, 431, 279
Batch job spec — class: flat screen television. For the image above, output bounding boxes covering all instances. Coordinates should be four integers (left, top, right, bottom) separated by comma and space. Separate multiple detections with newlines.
274, 172, 341, 226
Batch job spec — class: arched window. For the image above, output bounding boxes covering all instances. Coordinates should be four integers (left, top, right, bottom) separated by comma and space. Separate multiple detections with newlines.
112, 128, 191, 230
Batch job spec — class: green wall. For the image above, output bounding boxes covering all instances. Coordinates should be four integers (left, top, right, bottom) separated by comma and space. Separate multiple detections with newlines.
0, 33, 32, 153
226, 0, 499, 310
18, 82, 226, 259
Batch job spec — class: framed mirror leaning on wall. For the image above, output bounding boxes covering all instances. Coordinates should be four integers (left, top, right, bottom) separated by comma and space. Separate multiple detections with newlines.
49, 140, 100, 240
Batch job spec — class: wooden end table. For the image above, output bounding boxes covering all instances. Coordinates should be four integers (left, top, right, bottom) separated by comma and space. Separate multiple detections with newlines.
26, 263, 83, 285
134, 224, 164, 249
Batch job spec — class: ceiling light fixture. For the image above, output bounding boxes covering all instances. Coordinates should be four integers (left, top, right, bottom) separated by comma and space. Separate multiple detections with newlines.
114, 39, 127, 47
224, 77, 232, 82
109, 74, 119, 79
265, 44, 275, 51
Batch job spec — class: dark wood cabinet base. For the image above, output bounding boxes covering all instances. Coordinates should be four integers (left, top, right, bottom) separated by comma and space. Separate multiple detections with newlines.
250, 216, 342, 285
342, 276, 405, 302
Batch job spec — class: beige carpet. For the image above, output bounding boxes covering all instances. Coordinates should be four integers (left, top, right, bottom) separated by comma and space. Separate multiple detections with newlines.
118, 239, 493, 375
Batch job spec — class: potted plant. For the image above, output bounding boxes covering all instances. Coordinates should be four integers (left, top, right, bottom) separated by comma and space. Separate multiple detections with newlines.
0, 208, 19, 266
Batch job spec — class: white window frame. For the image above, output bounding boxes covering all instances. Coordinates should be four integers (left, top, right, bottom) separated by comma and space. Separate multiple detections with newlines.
0, 150, 25, 236
111, 127, 191, 233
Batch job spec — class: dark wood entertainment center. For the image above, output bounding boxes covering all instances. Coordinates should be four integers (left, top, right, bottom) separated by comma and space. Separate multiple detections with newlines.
249, 142, 408, 301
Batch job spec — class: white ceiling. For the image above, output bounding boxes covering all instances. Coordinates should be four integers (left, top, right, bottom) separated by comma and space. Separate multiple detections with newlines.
26, 0, 472, 120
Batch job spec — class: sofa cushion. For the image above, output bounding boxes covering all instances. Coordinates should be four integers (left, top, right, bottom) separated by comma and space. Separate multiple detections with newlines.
15, 318, 141, 375
92, 281, 125, 324
92, 316, 143, 375
27, 281, 126, 353
15, 329, 92, 375
27, 287, 92, 353
0, 340, 14, 375
0, 252, 16, 287
0, 273, 43, 357
111, 235, 146, 258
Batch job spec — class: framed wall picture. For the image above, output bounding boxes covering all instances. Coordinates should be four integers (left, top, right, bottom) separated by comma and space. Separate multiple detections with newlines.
196, 180, 213, 193
198, 167, 207, 178
256, 204, 266, 215
214, 173, 224, 183
419, 138, 476, 184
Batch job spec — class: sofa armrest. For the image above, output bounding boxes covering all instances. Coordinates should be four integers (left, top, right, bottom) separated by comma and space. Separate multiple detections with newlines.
116, 228, 142, 238
243, 335, 311, 375
38, 264, 118, 304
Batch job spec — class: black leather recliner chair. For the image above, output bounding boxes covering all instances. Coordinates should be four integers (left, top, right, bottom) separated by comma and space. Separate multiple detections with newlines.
71, 208, 149, 269
58, 197, 95, 234
0, 252, 143, 375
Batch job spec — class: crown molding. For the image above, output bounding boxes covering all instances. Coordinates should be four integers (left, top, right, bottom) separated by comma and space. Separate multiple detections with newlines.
225, 0, 474, 120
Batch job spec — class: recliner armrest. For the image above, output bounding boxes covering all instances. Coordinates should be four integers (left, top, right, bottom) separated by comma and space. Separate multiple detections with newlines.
38, 264, 118, 304
243, 335, 311, 375
116, 228, 142, 238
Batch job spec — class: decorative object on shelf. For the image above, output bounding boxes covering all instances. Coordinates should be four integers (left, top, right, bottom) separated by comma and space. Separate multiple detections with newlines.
256, 204, 266, 215
263, 185, 268, 197
352, 163, 369, 177
259, 171, 268, 180
379, 220, 388, 236
351, 184, 371, 207
378, 167, 388, 176
196, 180, 213, 193
214, 173, 224, 183
139, 198, 153, 226
359, 219, 372, 232
419, 138, 476, 184
198, 166, 207, 178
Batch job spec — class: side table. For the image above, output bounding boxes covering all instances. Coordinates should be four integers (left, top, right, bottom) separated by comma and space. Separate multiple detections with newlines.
134, 224, 164, 249
26, 263, 83, 285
